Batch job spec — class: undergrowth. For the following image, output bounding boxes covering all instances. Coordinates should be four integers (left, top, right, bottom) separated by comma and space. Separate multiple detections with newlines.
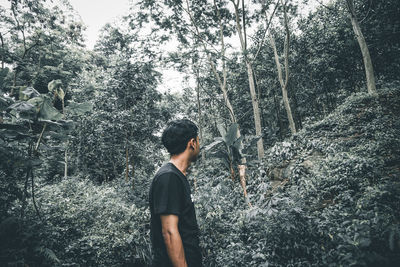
195, 87, 400, 266
2, 87, 399, 266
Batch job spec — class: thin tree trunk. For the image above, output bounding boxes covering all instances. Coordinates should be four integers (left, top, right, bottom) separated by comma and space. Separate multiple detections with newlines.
195, 69, 205, 160
131, 157, 135, 190
124, 131, 130, 182
21, 161, 31, 219
125, 146, 129, 182
291, 88, 302, 130
273, 87, 284, 141
268, 6, 297, 134
62, 96, 68, 178
346, 0, 377, 95
0, 32, 4, 69
31, 169, 42, 220
64, 144, 68, 178
269, 34, 296, 133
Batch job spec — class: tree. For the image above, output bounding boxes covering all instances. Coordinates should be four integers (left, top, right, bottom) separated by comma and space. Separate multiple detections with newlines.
268, 0, 297, 134
69, 18, 170, 184
230, 0, 267, 158
345, 0, 376, 95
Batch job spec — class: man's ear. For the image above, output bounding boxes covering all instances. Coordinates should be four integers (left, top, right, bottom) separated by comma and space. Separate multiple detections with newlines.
188, 138, 196, 150
186, 139, 193, 150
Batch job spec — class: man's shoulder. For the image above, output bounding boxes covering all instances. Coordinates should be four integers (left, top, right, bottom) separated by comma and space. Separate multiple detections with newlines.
155, 163, 176, 177
153, 163, 182, 184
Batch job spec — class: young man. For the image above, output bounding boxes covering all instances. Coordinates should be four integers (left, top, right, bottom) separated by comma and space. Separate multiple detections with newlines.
149, 119, 202, 267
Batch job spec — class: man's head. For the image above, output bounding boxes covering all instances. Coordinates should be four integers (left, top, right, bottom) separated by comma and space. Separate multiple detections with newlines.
161, 119, 200, 161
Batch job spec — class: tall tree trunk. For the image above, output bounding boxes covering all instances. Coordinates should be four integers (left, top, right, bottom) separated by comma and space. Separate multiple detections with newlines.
232, 0, 265, 159
269, 34, 296, 134
346, 0, 377, 95
246, 62, 264, 159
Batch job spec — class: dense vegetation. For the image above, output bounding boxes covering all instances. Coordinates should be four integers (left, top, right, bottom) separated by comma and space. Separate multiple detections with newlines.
1, 0, 399, 266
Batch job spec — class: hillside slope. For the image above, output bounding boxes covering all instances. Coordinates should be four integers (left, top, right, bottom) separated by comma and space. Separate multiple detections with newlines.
196, 87, 400, 266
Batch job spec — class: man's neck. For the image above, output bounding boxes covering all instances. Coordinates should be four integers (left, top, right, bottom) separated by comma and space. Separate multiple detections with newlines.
169, 156, 191, 176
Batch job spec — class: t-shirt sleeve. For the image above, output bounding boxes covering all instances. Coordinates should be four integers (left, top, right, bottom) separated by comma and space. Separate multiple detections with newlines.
152, 173, 183, 215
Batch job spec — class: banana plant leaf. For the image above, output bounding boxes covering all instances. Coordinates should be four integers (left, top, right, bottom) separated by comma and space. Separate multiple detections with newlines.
8, 102, 36, 119
20, 87, 40, 100
38, 99, 63, 121
225, 123, 238, 147
203, 137, 224, 152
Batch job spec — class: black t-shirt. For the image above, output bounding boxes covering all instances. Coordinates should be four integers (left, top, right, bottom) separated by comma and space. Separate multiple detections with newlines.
149, 162, 202, 267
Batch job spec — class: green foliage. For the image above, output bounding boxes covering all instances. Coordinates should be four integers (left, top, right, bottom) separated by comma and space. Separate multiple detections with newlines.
2, 0, 400, 266
191, 87, 400, 266
204, 123, 261, 171
69, 59, 168, 182
204, 123, 242, 169
36, 176, 151, 266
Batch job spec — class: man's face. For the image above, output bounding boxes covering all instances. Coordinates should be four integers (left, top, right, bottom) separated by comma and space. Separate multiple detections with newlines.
190, 136, 201, 163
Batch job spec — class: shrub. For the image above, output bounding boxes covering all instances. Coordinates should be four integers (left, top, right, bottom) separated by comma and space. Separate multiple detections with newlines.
36, 176, 151, 266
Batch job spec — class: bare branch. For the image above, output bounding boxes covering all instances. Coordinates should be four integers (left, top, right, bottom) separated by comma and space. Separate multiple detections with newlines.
253, 0, 280, 62
282, 0, 290, 87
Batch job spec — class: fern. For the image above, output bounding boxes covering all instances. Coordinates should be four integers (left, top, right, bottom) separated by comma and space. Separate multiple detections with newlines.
35, 246, 60, 265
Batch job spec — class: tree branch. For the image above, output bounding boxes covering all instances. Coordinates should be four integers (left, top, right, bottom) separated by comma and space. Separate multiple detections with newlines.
253, 0, 280, 63
282, 0, 290, 87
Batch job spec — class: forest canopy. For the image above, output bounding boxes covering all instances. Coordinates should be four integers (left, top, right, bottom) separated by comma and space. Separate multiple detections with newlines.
0, 0, 399, 266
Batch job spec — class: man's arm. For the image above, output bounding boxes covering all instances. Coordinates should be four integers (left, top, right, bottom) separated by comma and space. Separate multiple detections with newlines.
161, 214, 187, 267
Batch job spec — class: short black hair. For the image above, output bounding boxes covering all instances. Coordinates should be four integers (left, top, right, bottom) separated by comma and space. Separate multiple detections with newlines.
161, 119, 198, 155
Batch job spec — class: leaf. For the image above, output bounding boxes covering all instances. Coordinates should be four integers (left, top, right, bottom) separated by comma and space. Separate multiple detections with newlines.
48, 79, 63, 93
233, 135, 244, 151
20, 87, 40, 100
35, 247, 60, 264
39, 120, 62, 126
231, 145, 242, 163
225, 123, 238, 146
8, 102, 36, 112
209, 150, 228, 160
0, 129, 31, 140
203, 138, 224, 152
28, 159, 43, 167
217, 124, 226, 140
8, 102, 36, 120
38, 99, 63, 121
0, 96, 14, 112
27, 96, 45, 112
57, 88, 65, 100
243, 135, 262, 152
65, 101, 93, 115
0, 123, 29, 132
358, 237, 371, 247
44, 131, 69, 141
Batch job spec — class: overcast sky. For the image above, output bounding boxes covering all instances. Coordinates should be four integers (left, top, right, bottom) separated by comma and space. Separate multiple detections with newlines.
68, 0, 133, 49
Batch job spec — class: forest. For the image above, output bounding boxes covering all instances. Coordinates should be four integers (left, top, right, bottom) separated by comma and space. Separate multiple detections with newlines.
0, 0, 399, 266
